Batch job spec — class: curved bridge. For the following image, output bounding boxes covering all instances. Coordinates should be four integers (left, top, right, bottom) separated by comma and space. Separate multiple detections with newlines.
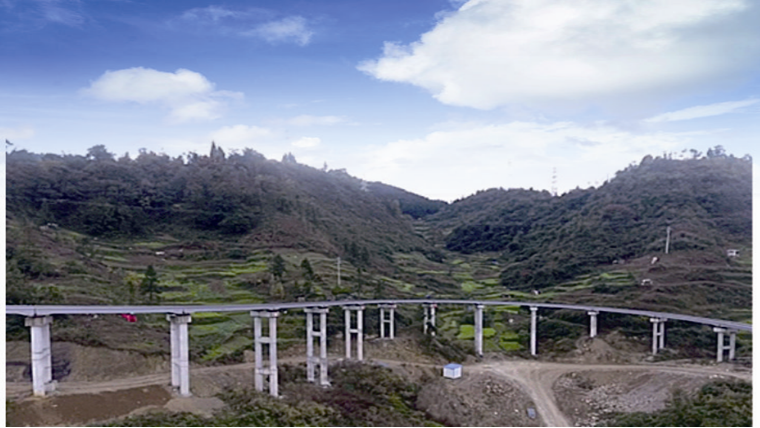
6, 300, 751, 397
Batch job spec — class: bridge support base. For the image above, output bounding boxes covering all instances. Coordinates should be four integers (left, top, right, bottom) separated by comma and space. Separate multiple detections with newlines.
305, 308, 330, 386
379, 304, 396, 339
474, 304, 484, 357
344, 306, 364, 360
168, 314, 192, 396
423, 303, 437, 336
714, 327, 737, 362
252, 311, 279, 397
529, 306, 538, 356
588, 311, 598, 338
650, 318, 666, 355
25, 316, 55, 397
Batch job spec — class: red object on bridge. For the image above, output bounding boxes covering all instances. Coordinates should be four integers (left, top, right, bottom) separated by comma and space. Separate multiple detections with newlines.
120, 314, 137, 323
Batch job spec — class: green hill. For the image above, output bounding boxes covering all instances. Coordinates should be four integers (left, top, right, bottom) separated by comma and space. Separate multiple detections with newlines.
429, 151, 751, 291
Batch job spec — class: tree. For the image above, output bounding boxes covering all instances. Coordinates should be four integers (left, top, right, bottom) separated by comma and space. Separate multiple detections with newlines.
282, 152, 297, 164
270, 254, 286, 282
123, 272, 143, 304
86, 145, 115, 162
300, 258, 316, 282
706, 145, 726, 158
140, 265, 161, 303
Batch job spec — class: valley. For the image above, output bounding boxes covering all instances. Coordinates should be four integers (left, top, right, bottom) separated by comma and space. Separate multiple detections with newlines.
5, 148, 752, 426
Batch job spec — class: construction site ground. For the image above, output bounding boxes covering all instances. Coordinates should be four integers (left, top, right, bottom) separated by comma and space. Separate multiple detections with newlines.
5, 334, 752, 427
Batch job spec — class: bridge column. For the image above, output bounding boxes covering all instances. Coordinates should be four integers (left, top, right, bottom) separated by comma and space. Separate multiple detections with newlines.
167, 314, 192, 396
587, 311, 598, 338
529, 306, 538, 356
474, 304, 484, 357
25, 316, 54, 397
305, 307, 330, 386
423, 303, 437, 336
650, 318, 666, 355
344, 306, 364, 361
713, 327, 737, 362
251, 310, 280, 396
379, 304, 396, 339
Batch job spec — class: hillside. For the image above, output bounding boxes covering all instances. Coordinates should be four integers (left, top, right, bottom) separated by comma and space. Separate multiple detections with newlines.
4, 146, 753, 427
5, 145, 438, 269
428, 152, 752, 291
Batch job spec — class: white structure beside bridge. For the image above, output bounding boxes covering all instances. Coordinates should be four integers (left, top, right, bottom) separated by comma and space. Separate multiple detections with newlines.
6, 299, 751, 398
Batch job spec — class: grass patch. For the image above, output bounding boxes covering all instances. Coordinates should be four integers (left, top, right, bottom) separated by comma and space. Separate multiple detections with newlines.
461, 281, 480, 294
457, 324, 474, 340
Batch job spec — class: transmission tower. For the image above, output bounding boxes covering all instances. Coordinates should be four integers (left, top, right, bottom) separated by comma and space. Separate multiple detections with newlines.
551, 167, 558, 196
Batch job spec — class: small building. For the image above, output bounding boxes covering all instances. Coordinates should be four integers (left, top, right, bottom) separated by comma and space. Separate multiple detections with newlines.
527, 408, 537, 419
727, 249, 739, 257
443, 363, 462, 379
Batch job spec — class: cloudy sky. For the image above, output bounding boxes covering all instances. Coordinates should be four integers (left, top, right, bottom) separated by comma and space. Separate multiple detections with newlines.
2, 0, 759, 201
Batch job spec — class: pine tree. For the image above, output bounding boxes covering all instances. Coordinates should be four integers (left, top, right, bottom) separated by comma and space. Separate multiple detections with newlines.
140, 265, 161, 303
271, 254, 286, 281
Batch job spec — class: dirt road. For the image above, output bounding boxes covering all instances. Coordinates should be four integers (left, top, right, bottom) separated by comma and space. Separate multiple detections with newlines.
470, 361, 751, 427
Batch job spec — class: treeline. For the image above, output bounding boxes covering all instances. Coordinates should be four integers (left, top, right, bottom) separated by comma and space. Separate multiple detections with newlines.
5, 144, 436, 264
430, 148, 752, 290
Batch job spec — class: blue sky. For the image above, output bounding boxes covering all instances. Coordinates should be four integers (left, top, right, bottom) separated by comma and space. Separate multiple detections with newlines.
2, 0, 759, 201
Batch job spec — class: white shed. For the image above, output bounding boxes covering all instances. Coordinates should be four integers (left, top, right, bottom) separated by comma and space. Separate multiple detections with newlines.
443, 363, 462, 379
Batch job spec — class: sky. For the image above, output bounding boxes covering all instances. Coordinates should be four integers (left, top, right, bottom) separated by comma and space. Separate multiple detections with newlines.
2, 0, 760, 202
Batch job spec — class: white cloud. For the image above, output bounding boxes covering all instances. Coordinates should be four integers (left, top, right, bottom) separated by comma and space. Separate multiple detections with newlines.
83, 67, 242, 123
359, 0, 758, 110
357, 121, 685, 201
210, 124, 274, 145
37, 0, 85, 27
176, 6, 314, 46
283, 115, 345, 127
292, 136, 321, 148
645, 99, 758, 123
204, 125, 327, 165
0, 125, 35, 141
243, 16, 313, 46
180, 5, 243, 23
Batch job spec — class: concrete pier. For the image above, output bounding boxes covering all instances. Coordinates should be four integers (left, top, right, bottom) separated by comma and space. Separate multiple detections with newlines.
529, 306, 538, 356
474, 304, 484, 357
167, 314, 192, 396
251, 310, 280, 396
25, 316, 54, 397
343, 306, 364, 360
305, 307, 330, 386
650, 318, 666, 355
713, 327, 737, 362
423, 303, 437, 335
588, 311, 598, 338
378, 304, 396, 339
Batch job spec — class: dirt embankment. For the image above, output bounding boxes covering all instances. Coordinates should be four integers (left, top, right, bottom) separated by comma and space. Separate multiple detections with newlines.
417, 372, 541, 427
553, 370, 743, 426
6, 341, 168, 383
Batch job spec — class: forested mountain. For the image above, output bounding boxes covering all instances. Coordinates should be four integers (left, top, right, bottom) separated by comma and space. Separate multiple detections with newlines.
6, 144, 751, 291
5, 144, 438, 266
428, 150, 752, 290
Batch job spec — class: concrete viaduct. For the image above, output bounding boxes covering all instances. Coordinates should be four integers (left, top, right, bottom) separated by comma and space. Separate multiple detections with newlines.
6, 300, 751, 398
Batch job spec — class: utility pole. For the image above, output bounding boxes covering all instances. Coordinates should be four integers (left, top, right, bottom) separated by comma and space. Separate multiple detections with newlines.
665, 226, 671, 254
337, 257, 341, 287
